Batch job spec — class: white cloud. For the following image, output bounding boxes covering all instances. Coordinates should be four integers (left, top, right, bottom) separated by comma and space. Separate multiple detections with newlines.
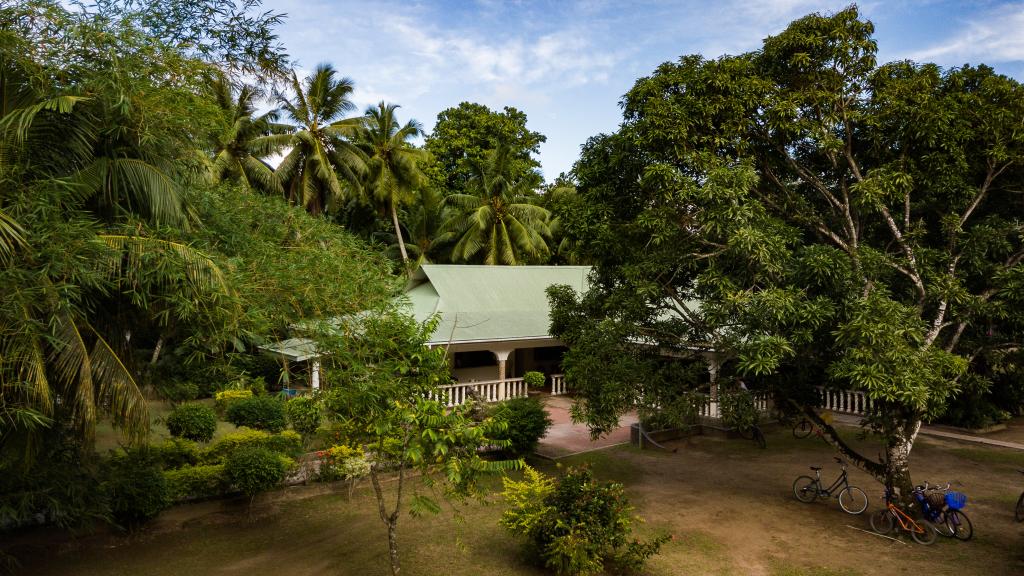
908, 4, 1024, 63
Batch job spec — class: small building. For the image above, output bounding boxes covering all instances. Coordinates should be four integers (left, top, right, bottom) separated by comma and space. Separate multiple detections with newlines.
261, 264, 591, 403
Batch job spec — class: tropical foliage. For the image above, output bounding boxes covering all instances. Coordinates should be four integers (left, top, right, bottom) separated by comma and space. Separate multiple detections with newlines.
549, 6, 1024, 494
350, 102, 427, 268
275, 64, 366, 215
206, 74, 291, 195
443, 144, 553, 265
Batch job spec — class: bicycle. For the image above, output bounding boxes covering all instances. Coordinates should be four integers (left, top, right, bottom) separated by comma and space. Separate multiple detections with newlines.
1015, 470, 1024, 523
869, 486, 938, 545
737, 423, 767, 449
793, 411, 833, 442
917, 481, 973, 541
792, 457, 869, 514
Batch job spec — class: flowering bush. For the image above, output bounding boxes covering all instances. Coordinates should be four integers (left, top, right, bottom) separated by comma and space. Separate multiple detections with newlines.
315, 444, 371, 483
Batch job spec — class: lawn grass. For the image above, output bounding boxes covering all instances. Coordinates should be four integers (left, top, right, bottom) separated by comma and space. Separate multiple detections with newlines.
94, 398, 239, 453
947, 446, 1024, 469
14, 424, 1024, 576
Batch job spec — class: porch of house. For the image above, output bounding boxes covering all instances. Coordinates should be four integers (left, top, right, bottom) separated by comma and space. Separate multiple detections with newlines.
429, 340, 570, 406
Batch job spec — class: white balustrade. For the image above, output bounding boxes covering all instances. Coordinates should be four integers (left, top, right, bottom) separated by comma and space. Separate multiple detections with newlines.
816, 386, 871, 415
692, 391, 772, 420
550, 374, 567, 396
432, 377, 528, 407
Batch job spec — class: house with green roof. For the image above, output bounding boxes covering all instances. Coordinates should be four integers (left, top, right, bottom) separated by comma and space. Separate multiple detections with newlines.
262, 264, 591, 403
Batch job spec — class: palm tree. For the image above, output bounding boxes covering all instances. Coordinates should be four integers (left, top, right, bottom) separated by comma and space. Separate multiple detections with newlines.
275, 64, 366, 215
207, 74, 292, 195
351, 102, 426, 269
442, 144, 552, 265
376, 187, 451, 267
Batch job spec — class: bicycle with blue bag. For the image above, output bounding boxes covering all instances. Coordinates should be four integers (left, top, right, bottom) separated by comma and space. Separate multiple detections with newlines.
916, 481, 973, 541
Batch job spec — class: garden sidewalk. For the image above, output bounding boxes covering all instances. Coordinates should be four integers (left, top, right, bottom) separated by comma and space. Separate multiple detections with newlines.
832, 413, 1024, 451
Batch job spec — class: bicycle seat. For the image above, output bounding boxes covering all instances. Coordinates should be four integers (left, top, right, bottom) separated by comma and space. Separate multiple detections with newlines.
810, 466, 822, 471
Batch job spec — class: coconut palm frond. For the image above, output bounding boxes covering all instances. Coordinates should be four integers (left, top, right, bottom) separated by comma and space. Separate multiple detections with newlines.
98, 235, 229, 295
0, 95, 87, 145
88, 328, 148, 443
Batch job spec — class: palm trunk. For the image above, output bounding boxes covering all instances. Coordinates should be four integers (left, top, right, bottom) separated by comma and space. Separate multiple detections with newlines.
390, 202, 411, 275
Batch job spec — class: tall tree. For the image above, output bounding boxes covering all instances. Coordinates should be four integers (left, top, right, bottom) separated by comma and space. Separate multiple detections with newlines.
376, 186, 451, 267
442, 144, 552, 265
351, 102, 426, 270
0, 13, 231, 453
275, 64, 366, 216
550, 6, 1024, 495
425, 102, 545, 195
207, 74, 292, 195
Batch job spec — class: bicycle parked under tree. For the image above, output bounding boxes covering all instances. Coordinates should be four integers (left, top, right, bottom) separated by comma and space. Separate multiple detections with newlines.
792, 457, 869, 514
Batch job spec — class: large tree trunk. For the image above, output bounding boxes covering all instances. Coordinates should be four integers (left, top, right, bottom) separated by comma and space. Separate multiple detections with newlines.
390, 202, 411, 276
883, 419, 921, 499
800, 403, 920, 501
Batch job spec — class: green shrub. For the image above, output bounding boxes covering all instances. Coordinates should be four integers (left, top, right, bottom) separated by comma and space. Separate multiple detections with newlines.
719, 390, 758, 431
165, 403, 218, 442
105, 448, 171, 528
214, 389, 253, 415
491, 396, 553, 456
225, 396, 286, 432
225, 446, 290, 499
151, 437, 200, 469
501, 466, 669, 576
156, 380, 200, 402
523, 371, 546, 388
0, 432, 108, 530
201, 428, 303, 463
266, 430, 303, 456
285, 395, 323, 436
164, 464, 229, 501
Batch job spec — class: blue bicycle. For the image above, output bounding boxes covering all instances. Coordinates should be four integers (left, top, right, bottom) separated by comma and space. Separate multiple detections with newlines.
915, 481, 972, 541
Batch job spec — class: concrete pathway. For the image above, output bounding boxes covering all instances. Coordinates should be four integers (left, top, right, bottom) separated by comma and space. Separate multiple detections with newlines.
833, 413, 1024, 451
535, 395, 637, 459
535, 398, 1024, 457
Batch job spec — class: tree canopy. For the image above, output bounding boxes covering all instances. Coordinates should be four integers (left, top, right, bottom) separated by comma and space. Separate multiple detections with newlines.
425, 102, 546, 196
550, 6, 1024, 493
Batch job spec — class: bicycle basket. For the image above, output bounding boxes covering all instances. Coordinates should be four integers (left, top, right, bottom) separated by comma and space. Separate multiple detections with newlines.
945, 491, 967, 510
925, 491, 947, 509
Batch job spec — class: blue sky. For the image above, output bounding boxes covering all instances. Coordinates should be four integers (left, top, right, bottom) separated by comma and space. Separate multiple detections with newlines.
268, 0, 1024, 182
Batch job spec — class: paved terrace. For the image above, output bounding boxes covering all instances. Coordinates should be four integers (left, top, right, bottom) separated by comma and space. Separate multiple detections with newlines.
535, 395, 637, 459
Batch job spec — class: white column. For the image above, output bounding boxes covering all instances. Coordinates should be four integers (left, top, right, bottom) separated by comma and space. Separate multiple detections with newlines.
706, 353, 720, 401
492, 349, 513, 400
311, 359, 321, 390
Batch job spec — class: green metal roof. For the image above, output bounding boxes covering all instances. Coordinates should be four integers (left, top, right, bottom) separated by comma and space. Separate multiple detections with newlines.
404, 265, 591, 345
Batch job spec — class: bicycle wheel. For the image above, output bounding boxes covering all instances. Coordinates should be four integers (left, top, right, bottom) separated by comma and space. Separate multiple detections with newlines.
910, 519, 938, 545
753, 426, 766, 449
1015, 492, 1024, 522
793, 476, 818, 503
870, 509, 894, 534
946, 510, 973, 541
838, 486, 869, 515
793, 420, 812, 439
933, 511, 955, 537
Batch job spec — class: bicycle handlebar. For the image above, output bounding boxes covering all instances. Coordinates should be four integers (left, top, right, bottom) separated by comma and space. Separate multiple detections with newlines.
833, 456, 844, 464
